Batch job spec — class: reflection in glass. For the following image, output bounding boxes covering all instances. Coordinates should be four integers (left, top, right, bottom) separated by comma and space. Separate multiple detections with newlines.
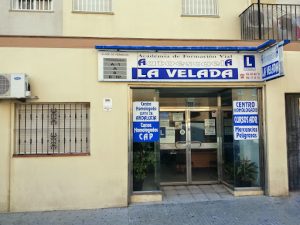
133, 142, 159, 191
232, 89, 260, 188
132, 89, 160, 192
160, 112, 187, 183
222, 111, 234, 186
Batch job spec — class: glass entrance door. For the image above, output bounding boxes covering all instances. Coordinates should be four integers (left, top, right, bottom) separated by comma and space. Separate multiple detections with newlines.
160, 110, 187, 184
160, 109, 219, 184
190, 110, 218, 183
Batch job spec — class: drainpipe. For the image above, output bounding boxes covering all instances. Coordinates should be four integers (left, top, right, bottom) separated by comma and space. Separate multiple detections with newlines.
258, 0, 262, 39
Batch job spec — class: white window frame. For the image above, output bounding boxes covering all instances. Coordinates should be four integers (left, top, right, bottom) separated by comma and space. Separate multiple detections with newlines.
72, 0, 113, 13
11, 0, 53, 11
182, 0, 219, 16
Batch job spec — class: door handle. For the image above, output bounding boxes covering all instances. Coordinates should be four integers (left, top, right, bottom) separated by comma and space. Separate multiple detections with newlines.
175, 141, 187, 148
191, 141, 202, 148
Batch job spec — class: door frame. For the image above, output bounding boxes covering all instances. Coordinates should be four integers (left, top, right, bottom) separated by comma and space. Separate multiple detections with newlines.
160, 106, 221, 185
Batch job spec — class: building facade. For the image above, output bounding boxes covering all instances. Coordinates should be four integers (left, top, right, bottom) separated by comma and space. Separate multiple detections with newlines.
0, 0, 300, 212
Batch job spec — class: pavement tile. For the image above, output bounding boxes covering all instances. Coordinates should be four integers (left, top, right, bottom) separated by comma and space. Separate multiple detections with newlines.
189, 188, 203, 194
1, 194, 300, 225
176, 189, 191, 195
201, 188, 217, 193
161, 186, 175, 191
205, 193, 222, 201
164, 190, 177, 196
187, 185, 199, 190
219, 193, 234, 200
192, 193, 209, 201
175, 186, 187, 190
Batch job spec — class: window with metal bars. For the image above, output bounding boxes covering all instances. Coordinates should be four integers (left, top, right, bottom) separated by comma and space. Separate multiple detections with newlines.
15, 103, 90, 156
182, 0, 218, 16
73, 0, 112, 13
11, 0, 53, 11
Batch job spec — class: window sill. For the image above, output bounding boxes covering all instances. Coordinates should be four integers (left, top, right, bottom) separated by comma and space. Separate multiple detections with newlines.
72, 11, 114, 15
10, 9, 54, 13
13, 153, 90, 158
181, 14, 220, 18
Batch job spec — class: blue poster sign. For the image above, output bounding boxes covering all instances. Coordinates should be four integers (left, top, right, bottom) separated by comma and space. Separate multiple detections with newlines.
133, 102, 159, 142
233, 101, 259, 140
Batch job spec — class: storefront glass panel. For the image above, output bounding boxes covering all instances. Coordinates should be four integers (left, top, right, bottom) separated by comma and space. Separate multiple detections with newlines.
232, 89, 261, 188
131, 87, 263, 192
132, 89, 160, 192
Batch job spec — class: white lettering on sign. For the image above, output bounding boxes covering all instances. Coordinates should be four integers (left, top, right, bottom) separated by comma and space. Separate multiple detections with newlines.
98, 52, 264, 82
133, 101, 159, 142
136, 68, 234, 79
233, 101, 259, 140
233, 101, 258, 114
261, 41, 284, 81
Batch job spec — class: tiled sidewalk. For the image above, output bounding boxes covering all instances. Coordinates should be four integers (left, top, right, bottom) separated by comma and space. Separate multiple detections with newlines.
1, 192, 300, 225
162, 184, 234, 203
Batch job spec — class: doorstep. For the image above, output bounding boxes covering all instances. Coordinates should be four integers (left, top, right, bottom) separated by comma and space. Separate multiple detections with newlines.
130, 191, 163, 203
162, 184, 234, 203
225, 186, 264, 197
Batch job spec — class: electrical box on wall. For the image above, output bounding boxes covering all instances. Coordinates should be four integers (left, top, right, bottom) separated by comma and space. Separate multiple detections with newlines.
0, 74, 31, 99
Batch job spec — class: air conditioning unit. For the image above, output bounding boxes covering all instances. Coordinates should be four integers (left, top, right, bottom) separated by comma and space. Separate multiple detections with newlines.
0, 74, 31, 99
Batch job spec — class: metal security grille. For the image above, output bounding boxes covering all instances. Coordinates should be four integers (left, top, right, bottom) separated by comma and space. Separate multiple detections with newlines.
73, 0, 112, 13
15, 103, 90, 155
286, 94, 300, 191
11, 0, 53, 11
182, 0, 218, 16
103, 58, 127, 80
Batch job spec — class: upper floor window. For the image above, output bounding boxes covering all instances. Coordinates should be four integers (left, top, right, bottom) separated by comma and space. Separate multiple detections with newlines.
11, 0, 53, 11
182, 0, 218, 16
73, 0, 112, 13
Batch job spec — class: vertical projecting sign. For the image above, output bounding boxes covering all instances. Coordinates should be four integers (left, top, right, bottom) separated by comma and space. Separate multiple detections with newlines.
262, 41, 284, 81
233, 101, 259, 140
133, 102, 159, 142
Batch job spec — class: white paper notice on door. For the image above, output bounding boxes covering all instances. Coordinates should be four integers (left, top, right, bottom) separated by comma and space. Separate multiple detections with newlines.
204, 119, 215, 127
173, 113, 184, 122
205, 127, 216, 135
160, 127, 175, 144
204, 119, 216, 135
160, 120, 169, 127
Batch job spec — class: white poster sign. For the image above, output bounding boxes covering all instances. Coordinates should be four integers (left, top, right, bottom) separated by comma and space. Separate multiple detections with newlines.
233, 101, 259, 140
98, 51, 262, 82
160, 127, 175, 144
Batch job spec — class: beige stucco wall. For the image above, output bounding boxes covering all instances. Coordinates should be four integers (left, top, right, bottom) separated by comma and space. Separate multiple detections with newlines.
250, 0, 276, 3
265, 51, 300, 196
63, 0, 248, 39
0, 45, 298, 211
0, 102, 11, 212
0, 47, 129, 212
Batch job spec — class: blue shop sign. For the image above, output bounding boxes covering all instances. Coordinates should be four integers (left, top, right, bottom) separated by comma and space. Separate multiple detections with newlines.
133, 102, 159, 143
233, 101, 259, 140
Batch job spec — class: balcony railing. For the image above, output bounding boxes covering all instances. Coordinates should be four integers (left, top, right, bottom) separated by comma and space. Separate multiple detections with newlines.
240, 3, 300, 40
